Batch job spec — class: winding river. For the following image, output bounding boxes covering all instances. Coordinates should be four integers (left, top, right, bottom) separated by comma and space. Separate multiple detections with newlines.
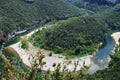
86, 33, 116, 73
0, 27, 116, 73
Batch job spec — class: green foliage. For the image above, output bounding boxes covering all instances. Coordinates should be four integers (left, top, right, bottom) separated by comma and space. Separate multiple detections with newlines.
1, 44, 120, 80
74, 46, 81, 55
1, 1, 120, 80
0, 51, 91, 80
30, 3, 120, 57
48, 52, 53, 57
0, 0, 87, 42
65, 0, 112, 12
30, 16, 107, 56
65, 0, 120, 12
21, 40, 29, 50
103, 4, 120, 31
0, 53, 24, 80
52, 63, 56, 67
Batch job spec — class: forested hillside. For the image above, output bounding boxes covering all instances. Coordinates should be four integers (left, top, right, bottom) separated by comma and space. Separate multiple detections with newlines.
65, 0, 120, 12
30, 16, 107, 57
1, 0, 120, 80
30, 3, 120, 57
101, 4, 120, 30
0, 0, 86, 43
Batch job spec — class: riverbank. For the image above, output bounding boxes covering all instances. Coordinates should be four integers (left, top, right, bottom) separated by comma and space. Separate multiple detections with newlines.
7, 24, 93, 72
7, 28, 120, 72
9, 42, 93, 71
111, 32, 120, 45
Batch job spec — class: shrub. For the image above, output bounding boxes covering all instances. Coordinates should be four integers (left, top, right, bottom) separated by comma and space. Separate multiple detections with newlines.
21, 40, 29, 50
74, 46, 81, 55
48, 52, 53, 57
52, 63, 56, 67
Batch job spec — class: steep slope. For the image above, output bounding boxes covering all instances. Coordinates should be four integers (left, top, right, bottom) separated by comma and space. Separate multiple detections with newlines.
0, 0, 86, 43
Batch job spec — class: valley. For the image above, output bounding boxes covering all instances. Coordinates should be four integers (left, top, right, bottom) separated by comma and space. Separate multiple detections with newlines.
4, 24, 92, 72
0, 20, 115, 74
0, 0, 120, 80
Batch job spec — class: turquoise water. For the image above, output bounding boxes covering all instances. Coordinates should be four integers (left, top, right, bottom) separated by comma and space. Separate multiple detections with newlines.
86, 33, 116, 74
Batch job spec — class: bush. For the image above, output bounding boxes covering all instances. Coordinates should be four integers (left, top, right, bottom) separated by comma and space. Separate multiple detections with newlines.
48, 52, 52, 57
55, 46, 63, 53
74, 46, 81, 55
21, 40, 29, 50
52, 63, 56, 67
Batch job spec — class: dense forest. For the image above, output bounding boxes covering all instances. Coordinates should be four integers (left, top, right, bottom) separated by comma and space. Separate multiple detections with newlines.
0, 0, 87, 43
30, 3, 120, 57
102, 4, 120, 30
0, 0, 120, 80
65, 0, 120, 12
30, 16, 107, 57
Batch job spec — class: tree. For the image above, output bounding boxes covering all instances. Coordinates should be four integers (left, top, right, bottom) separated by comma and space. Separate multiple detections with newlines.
74, 46, 81, 55
21, 40, 29, 50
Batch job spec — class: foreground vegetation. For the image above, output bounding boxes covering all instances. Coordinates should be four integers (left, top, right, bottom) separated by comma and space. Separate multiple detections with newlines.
0, 50, 89, 80
1, 42, 120, 80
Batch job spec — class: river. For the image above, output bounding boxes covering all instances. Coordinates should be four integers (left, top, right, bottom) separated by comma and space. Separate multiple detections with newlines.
0, 26, 116, 73
86, 33, 116, 74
